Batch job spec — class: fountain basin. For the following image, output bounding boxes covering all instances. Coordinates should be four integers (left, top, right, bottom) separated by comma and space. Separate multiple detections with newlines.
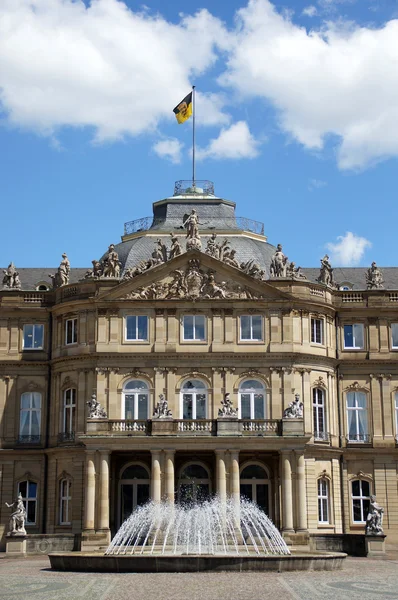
49, 550, 346, 572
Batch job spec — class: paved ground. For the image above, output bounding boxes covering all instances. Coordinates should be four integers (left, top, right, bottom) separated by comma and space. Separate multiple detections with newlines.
1, 555, 398, 600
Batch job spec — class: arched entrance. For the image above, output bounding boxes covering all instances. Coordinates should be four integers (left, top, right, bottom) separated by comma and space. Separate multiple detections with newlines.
240, 464, 270, 515
119, 464, 150, 524
178, 463, 211, 504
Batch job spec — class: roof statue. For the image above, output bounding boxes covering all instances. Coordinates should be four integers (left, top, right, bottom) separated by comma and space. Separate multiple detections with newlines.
270, 244, 288, 278
169, 234, 182, 259
366, 262, 384, 290
103, 244, 121, 278
49, 253, 70, 288
286, 262, 307, 281
317, 254, 334, 287
2, 262, 21, 289
184, 209, 202, 251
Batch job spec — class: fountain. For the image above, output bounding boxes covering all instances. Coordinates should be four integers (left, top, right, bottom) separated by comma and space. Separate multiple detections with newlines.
49, 496, 347, 572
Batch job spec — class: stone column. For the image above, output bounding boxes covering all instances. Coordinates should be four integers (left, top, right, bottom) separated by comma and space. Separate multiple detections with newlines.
215, 450, 227, 503
98, 451, 110, 532
151, 450, 162, 503
84, 452, 96, 530
281, 451, 294, 532
164, 450, 175, 503
296, 453, 307, 531
229, 450, 240, 522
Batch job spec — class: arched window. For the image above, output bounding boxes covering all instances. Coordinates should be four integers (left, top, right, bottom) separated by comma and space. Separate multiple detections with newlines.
178, 463, 211, 504
313, 388, 326, 441
351, 479, 371, 523
123, 380, 149, 420
19, 392, 41, 442
238, 380, 266, 419
18, 480, 38, 525
63, 389, 76, 434
318, 479, 329, 523
240, 464, 270, 514
346, 391, 368, 442
119, 463, 150, 524
180, 379, 207, 419
59, 479, 72, 525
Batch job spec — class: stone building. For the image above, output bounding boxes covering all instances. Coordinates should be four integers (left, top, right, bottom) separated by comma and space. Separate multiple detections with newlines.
0, 180, 397, 554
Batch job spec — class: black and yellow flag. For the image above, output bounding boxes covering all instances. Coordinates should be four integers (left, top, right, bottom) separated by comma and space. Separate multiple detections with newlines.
173, 92, 193, 124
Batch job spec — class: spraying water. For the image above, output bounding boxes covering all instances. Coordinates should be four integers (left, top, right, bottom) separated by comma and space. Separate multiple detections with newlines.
106, 497, 290, 556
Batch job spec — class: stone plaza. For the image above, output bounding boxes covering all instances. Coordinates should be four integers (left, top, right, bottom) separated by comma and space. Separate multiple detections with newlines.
1, 555, 398, 600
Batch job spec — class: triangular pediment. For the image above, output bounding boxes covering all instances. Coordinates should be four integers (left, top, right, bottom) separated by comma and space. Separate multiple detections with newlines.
97, 250, 293, 302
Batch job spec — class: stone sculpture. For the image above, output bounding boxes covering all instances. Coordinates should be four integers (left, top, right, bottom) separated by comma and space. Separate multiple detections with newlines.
103, 245, 121, 278
286, 262, 307, 280
366, 495, 384, 535
240, 259, 266, 280
317, 255, 334, 287
366, 262, 384, 290
201, 271, 227, 299
169, 234, 182, 259
218, 393, 237, 417
2, 262, 21, 289
87, 392, 107, 419
223, 249, 241, 269
84, 260, 103, 279
152, 394, 172, 418
184, 209, 202, 251
5, 493, 26, 536
49, 253, 70, 288
283, 394, 304, 418
270, 244, 288, 278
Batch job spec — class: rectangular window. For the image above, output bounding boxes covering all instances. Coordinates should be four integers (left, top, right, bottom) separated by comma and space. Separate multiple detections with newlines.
311, 318, 323, 345
63, 389, 76, 434
240, 315, 263, 341
392, 323, 398, 349
65, 318, 78, 345
23, 324, 44, 350
183, 315, 206, 341
346, 391, 368, 442
60, 480, 72, 525
344, 324, 364, 349
352, 480, 370, 523
18, 480, 37, 525
318, 479, 329, 523
125, 315, 148, 341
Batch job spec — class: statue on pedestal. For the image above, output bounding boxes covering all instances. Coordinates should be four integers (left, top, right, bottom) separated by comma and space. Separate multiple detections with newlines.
103, 244, 121, 278
366, 495, 384, 535
5, 493, 26, 536
366, 262, 384, 290
87, 392, 107, 419
2, 262, 21, 289
218, 393, 237, 417
184, 210, 202, 251
169, 234, 182, 259
283, 393, 303, 418
153, 394, 172, 418
317, 255, 334, 287
49, 253, 70, 288
270, 244, 288, 278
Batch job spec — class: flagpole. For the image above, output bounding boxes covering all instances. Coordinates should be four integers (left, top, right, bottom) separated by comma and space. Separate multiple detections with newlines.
192, 85, 196, 190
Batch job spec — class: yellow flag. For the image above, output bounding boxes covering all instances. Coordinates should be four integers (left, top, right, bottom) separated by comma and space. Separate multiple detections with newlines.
173, 92, 193, 124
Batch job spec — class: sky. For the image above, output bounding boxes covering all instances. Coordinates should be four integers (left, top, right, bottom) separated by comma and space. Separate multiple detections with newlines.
1, 0, 398, 269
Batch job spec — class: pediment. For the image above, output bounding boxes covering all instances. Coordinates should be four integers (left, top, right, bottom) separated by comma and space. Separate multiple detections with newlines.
97, 250, 293, 302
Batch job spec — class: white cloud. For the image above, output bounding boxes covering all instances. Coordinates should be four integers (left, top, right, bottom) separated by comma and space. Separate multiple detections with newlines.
308, 178, 327, 190
326, 231, 372, 266
302, 6, 318, 17
196, 121, 260, 160
0, 0, 229, 142
153, 138, 183, 164
219, 0, 398, 169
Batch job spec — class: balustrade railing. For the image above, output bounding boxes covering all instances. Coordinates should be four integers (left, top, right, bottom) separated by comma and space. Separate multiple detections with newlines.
109, 420, 148, 433
176, 420, 215, 434
314, 432, 330, 442
241, 420, 280, 434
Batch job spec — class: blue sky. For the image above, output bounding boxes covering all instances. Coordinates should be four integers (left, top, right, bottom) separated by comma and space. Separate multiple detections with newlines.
1, 0, 397, 269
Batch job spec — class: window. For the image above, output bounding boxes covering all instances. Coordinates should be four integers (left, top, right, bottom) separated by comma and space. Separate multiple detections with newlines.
23, 324, 44, 350
63, 389, 76, 434
313, 388, 326, 440
343, 324, 364, 349
125, 315, 148, 341
318, 479, 329, 523
346, 391, 368, 442
120, 464, 150, 525
178, 464, 210, 504
240, 464, 270, 514
239, 379, 266, 419
311, 318, 323, 345
65, 318, 78, 345
18, 480, 37, 525
183, 315, 206, 341
19, 392, 41, 442
240, 315, 263, 341
180, 379, 207, 419
60, 479, 72, 525
392, 323, 398, 349
395, 393, 398, 441
351, 479, 370, 523
123, 380, 149, 420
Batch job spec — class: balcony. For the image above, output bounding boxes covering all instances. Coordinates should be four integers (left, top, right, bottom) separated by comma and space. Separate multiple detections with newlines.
86, 418, 285, 437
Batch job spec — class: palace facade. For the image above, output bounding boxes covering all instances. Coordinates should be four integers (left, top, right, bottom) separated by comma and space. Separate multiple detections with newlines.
1, 180, 397, 553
